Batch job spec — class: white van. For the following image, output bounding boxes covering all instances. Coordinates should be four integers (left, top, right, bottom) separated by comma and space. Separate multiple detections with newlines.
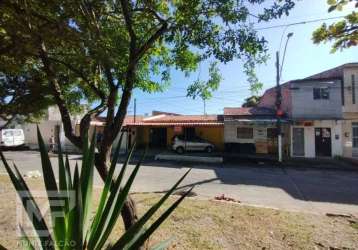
0, 129, 25, 148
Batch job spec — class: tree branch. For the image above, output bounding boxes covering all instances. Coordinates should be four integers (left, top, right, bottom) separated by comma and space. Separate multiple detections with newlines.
132, 7, 167, 24
135, 23, 168, 63
47, 56, 107, 100
79, 101, 106, 142
39, 42, 82, 148
120, 0, 137, 44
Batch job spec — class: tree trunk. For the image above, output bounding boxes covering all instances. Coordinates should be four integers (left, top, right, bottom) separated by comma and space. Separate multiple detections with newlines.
94, 146, 139, 231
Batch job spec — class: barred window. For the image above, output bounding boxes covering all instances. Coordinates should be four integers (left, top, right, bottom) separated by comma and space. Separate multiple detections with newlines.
313, 87, 329, 100
237, 127, 253, 139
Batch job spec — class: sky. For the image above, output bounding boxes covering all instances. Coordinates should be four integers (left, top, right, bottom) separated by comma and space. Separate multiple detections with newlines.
129, 0, 357, 116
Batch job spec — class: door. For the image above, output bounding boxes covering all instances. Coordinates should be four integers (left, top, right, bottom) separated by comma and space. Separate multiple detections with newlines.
292, 128, 305, 156
315, 128, 332, 157
353, 123, 358, 157
149, 127, 167, 148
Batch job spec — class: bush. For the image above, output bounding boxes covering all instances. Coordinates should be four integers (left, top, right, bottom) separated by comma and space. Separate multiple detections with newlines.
0, 128, 191, 250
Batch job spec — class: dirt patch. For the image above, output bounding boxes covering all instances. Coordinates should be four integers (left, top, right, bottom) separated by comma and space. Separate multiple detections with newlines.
0, 175, 357, 249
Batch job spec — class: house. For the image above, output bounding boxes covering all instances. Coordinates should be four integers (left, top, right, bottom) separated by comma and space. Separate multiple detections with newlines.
21, 106, 82, 152
122, 113, 225, 150
259, 63, 358, 159
223, 107, 290, 155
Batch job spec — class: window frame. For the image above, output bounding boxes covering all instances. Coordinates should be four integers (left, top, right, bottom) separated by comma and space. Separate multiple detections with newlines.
237, 127, 254, 139
353, 123, 358, 148
313, 87, 330, 100
352, 75, 356, 104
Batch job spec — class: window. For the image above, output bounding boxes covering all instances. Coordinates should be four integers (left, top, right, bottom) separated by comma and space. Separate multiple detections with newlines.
352, 75, 356, 104
313, 87, 330, 100
353, 123, 358, 148
237, 127, 253, 139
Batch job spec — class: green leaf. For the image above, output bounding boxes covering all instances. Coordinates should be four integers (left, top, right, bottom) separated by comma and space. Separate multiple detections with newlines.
65, 155, 73, 190
80, 131, 96, 237
87, 133, 124, 242
87, 141, 136, 250
37, 127, 66, 244
58, 131, 70, 215
125, 187, 194, 250
95, 147, 146, 249
112, 168, 191, 249
0, 151, 54, 249
66, 165, 83, 250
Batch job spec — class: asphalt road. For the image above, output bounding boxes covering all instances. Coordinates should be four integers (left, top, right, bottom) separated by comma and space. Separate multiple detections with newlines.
1, 151, 358, 216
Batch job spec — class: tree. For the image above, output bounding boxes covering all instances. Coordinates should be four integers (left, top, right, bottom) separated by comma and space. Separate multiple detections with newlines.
242, 95, 261, 108
0, 0, 295, 231
313, 0, 358, 52
0, 62, 53, 129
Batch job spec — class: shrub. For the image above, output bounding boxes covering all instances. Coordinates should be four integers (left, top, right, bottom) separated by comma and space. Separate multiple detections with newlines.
0, 128, 191, 249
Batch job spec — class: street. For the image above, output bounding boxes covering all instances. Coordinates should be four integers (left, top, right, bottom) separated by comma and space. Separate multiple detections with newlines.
1, 150, 358, 216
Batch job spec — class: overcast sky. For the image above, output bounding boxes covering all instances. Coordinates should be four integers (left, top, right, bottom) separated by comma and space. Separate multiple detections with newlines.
129, 0, 357, 116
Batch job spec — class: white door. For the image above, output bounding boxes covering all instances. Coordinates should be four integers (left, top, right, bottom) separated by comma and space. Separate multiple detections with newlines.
292, 128, 305, 157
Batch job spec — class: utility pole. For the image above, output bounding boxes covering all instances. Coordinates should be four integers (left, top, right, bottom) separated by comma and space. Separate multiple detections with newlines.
203, 99, 206, 115
276, 32, 293, 163
276, 51, 283, 162
133, 98, 136, 124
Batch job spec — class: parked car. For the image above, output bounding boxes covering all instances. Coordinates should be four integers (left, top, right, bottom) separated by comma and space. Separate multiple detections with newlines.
172, 135, 215, 154
0, 128, 25, 148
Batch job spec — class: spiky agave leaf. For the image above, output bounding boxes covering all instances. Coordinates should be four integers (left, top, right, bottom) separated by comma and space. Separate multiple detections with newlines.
37, 127, 66, 244
0, 151, 54, 250
111, 169, 192, 249
87, 141, 137, 249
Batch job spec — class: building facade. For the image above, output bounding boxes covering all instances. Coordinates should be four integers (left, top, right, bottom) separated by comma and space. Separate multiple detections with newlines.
259, 63, 358, 159
223, 107, 290, 156
122, 113, 225, 151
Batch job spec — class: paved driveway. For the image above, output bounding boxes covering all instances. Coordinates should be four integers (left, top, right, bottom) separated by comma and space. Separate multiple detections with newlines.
1, 151, 358, 216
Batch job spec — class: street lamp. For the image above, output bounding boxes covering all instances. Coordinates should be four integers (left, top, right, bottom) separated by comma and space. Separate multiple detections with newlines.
280, 32, 294, 82
276, 32, 294, 162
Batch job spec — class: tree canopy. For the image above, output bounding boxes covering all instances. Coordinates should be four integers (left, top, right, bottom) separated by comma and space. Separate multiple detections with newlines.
242, 95, 261, 108
0, 0, 296, 230
0, 0, 295, 167
312, 0, 358, 52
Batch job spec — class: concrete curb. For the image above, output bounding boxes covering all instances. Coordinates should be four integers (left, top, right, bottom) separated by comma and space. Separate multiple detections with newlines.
154, 154, 223, 163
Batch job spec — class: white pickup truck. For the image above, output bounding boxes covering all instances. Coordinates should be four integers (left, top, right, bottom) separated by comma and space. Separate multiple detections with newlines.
0, 129, 25, 148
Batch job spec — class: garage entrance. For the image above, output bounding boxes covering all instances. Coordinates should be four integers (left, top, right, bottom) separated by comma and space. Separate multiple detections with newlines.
149, 127, 167, 148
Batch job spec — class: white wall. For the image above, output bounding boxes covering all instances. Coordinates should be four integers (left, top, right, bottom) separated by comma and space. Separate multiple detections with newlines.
225, 122, 280, 143
291, 120, 343, 158
22, 121, 79, 152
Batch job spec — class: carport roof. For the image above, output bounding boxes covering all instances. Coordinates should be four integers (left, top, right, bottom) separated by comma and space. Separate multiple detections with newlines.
92, 114, 224, 126
224, 107, 276, 116
125, 114, 223, 126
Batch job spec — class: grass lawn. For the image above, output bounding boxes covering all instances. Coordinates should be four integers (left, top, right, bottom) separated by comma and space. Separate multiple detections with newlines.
0, 175, 357, 250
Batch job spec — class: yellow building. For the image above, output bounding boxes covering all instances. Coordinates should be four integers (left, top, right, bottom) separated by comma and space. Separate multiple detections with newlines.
124, 114, 224, 151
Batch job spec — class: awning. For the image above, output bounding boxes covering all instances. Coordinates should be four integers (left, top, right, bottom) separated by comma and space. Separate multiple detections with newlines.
125, 122, 223, 127
224, 119, 289, 125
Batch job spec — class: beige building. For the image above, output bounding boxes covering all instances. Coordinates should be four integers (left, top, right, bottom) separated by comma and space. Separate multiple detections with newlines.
258, 63, 358, 159
342, 65, 358, 158
301, 63, 358, 159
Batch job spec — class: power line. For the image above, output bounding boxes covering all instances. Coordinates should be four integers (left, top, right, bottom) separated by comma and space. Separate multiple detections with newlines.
255, 15, 346, 31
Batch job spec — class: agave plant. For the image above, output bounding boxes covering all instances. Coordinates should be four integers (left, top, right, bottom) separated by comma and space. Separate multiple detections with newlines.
0, 128, 191, 250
